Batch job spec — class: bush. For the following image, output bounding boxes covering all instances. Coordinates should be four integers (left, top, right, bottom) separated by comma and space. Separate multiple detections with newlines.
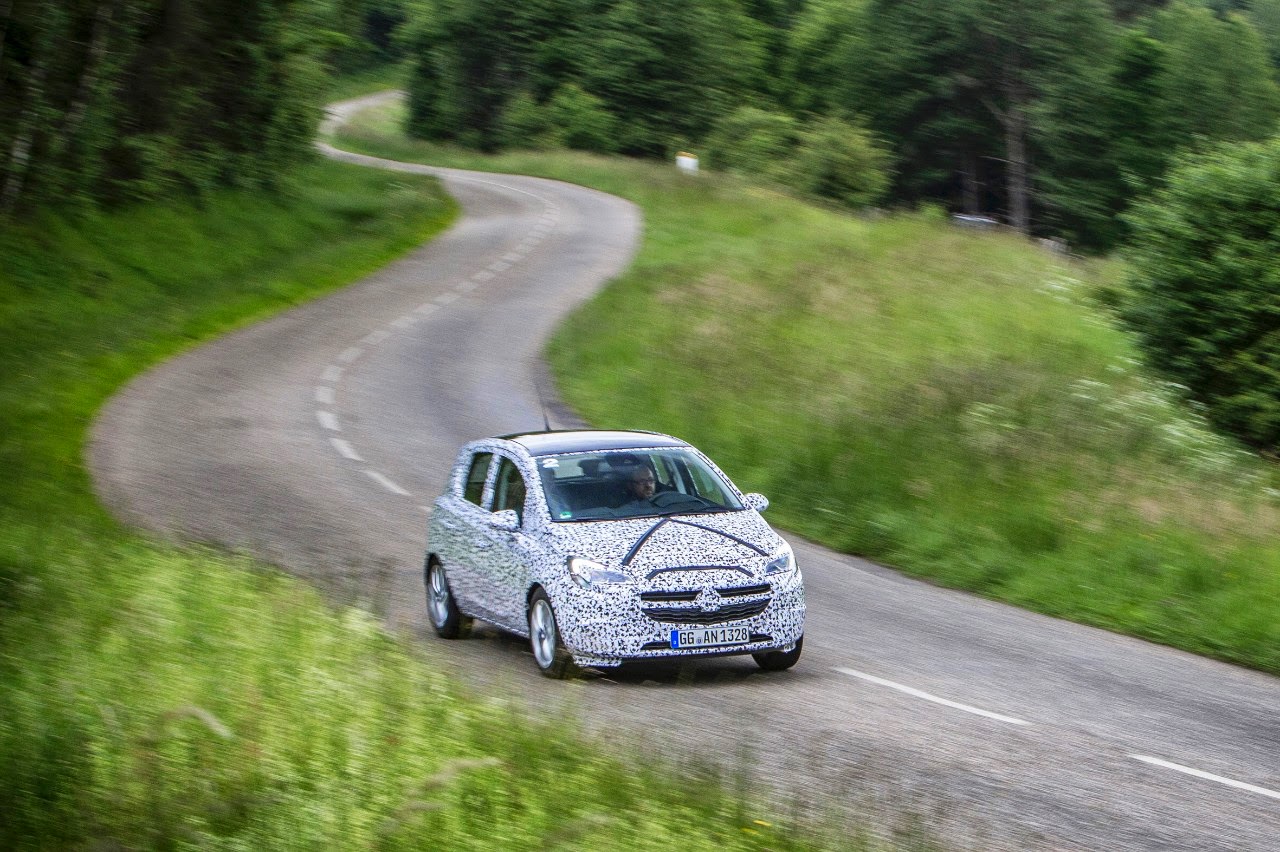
546, 84, 618, 153
497, 92, 556, 150
496, 86, 617, 153
785, 117, 891, 209
704, 107, 800, 179
1122, 138, 1280, 450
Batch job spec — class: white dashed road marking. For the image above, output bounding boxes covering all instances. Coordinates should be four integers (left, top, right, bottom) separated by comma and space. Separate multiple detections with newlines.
330, 438, 363, 461
316, 410, 340, 432
362, 329, 390, 346
836, 667, 1031, 726
315, 386, 335, 405
472, 270, 496, 282
1130, 755, 1280, 801
322, 365, 343, 382
338, 346, 363, 363
365, 469, 411, 496
435, 291, 459, 305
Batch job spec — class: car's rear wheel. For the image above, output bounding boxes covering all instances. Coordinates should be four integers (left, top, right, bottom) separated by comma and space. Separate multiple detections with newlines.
528, 588, 575, 678
425, 558, 469, 639
753, 636, 802, 672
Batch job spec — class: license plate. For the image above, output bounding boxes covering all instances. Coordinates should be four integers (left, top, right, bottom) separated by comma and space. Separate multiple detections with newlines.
670, 626, 750, 649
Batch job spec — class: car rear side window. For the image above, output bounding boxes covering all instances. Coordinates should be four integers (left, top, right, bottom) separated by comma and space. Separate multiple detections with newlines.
463, 452, 492, 505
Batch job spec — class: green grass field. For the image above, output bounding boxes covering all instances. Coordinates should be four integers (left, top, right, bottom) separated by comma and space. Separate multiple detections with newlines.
0, 152, 867, 849
335, 98, 1280, 675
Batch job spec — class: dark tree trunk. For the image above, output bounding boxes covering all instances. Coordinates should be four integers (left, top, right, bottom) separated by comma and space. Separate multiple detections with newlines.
961, 149, 981, 214
52, 2, 117, 160
2, 63, 48, 213
0, 0, 13, 68
1004, 101, 1030, 233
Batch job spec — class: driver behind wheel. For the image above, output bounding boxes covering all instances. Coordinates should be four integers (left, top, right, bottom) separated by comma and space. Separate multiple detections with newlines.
617, 465, 657, 511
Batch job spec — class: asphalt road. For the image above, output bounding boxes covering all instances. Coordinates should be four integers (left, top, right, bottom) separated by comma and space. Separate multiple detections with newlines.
89, 94, 1280, 851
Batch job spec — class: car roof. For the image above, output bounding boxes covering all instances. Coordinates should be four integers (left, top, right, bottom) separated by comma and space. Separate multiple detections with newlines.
497, 429, 689, 456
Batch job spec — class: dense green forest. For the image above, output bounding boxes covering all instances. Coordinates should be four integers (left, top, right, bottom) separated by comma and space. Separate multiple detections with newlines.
0, 0, 400, 211
5, 0, 1279, 247
396, 0, 1280, 251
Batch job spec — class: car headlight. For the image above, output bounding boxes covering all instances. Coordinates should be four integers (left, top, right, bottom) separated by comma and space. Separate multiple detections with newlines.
764, 542, 795, 576
567, 556, 630, 590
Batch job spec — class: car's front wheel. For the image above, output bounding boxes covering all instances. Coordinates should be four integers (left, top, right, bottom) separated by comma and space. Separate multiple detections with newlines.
753, 636, 802, 672
528, 588, 575, 678
425, 558, 469, 639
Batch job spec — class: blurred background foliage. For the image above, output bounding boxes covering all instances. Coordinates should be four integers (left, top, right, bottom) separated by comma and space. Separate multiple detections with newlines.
0, 0, 406, 211
6, 0, 1280, 251
396, 0, 1280, 251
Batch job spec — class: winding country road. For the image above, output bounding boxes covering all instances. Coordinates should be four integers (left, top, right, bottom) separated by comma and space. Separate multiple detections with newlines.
89, 94, 1280, 851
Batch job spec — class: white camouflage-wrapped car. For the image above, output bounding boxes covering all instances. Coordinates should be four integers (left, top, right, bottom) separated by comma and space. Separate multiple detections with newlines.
424, 430, 805, 677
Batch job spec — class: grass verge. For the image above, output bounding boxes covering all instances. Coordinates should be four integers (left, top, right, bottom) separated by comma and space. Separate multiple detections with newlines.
0, 156, 858, 848
324, 61, 411, 103
336, 98, 1280, 675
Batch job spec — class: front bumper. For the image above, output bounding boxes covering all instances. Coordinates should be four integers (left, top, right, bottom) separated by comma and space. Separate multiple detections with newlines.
554, 574, 805, 668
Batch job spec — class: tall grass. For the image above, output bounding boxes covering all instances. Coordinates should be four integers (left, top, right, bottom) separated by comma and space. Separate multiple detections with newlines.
336, 100, 1280, 674
0, 156, 861, 848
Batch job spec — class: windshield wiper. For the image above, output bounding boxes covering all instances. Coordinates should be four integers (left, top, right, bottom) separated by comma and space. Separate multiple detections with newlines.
657, 506, 731, 517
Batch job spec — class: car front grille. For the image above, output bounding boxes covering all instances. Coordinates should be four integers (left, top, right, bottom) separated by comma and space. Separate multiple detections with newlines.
639, 589, 699, 603
639, 582, 770, 604
638, 577, 772, 625
718, 583, 770, 598
641, 597, 770, 625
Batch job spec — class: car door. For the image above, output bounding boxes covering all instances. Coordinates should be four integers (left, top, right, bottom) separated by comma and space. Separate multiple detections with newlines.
479, 454, 539, 631
436, 450, 499, 621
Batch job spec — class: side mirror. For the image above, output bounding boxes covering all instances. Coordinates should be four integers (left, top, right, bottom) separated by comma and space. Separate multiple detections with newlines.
491, 508, 521, 532
743, 493, 769, 512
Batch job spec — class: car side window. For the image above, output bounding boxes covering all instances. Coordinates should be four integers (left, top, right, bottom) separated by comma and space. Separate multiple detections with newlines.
463, 452, 493, 505
492, 457, 527, 524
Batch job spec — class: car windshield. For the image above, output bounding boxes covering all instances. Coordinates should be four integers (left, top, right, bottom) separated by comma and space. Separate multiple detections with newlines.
536, 448, 744, 522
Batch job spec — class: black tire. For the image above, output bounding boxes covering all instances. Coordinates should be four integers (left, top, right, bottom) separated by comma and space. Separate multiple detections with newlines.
753, 636, 802, 672
425, 558, 469, 639
527, 587, 576, 679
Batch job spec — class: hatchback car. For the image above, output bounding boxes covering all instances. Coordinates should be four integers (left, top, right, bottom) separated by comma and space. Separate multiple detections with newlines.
423, 430, 805, 677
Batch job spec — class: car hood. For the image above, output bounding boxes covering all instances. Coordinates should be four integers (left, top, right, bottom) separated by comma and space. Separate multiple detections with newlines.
548, 511, 784, 580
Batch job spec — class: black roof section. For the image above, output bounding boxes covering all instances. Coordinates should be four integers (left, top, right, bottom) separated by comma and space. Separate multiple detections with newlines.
499, 429, 688, 456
